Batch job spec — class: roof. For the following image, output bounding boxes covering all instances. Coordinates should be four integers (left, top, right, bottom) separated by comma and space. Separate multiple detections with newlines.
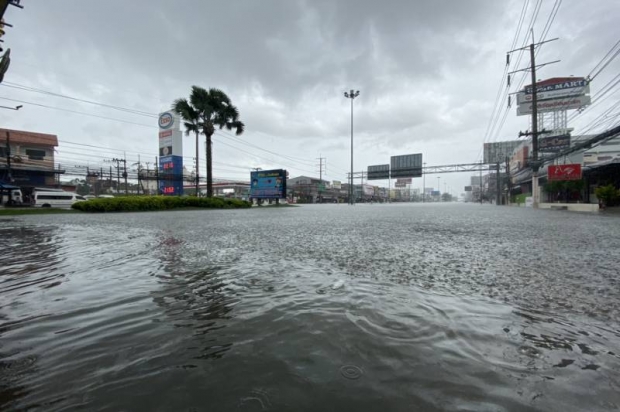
0, 128, 58, 147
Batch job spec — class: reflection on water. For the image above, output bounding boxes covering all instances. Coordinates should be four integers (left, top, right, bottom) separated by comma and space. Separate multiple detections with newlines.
1, 205, 620, 411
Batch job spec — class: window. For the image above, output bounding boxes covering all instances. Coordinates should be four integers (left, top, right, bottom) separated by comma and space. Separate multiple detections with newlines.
26, 149, 46, 160
37, 194, 73, 200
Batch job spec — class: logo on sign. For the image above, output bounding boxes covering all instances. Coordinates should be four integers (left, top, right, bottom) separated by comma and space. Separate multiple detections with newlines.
159, 112, 174, 129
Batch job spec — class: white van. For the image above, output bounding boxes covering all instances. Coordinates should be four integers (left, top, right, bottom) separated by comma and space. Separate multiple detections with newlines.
34, 191, 86, 208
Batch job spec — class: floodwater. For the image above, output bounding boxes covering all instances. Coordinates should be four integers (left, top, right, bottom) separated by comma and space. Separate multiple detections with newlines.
1, 203, 619, 411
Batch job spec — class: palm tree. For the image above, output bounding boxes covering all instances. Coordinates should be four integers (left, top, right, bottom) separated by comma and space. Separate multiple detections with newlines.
172, 86, 244, 198
171, 101, 200, 195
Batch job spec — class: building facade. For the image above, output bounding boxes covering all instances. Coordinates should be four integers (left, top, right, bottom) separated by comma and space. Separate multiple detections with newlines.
0, 128, 64, 187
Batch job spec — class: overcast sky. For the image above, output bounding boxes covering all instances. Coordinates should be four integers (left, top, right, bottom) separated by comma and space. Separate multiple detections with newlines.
1, 0, 618, 193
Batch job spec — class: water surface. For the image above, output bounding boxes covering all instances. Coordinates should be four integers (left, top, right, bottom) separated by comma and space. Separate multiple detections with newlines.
1, 204, 619, 411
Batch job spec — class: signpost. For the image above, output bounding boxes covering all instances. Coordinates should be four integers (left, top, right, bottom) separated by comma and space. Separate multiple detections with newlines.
517, 95, 591, 115
157, 111, 183, 196
548, 164, 582, 181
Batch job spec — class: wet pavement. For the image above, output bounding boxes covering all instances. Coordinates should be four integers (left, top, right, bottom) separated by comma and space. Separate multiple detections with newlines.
1, 203, 619, 411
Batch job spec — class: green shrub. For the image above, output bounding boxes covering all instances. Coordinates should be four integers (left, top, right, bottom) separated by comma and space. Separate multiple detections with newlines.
71, 196, 251, 213
594, 184, 620, 206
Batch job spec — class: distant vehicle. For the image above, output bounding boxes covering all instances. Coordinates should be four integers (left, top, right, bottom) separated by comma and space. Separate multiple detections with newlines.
34, 191, 86, 208
98, 194, 115, 198
1, 188, 23, 205
84, 195, 97, 200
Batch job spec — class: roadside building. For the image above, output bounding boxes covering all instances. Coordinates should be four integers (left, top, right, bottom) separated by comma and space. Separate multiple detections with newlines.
0, 128, 64, 188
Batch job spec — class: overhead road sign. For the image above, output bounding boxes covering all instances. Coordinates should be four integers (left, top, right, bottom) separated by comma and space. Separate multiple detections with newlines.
390, 154, 422, 178
367, 164, 389, 180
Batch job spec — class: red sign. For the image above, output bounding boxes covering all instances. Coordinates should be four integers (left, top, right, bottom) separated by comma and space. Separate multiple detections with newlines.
548, 164, 582, 181
159, 130, 172, 138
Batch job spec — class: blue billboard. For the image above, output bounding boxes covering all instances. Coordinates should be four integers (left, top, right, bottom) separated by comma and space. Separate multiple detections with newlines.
159, 155, 184, 196
431, 190, 440, 196
250, 169, 287, 199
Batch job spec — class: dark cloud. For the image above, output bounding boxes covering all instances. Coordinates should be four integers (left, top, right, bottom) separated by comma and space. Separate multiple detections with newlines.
0, 0, 618, 190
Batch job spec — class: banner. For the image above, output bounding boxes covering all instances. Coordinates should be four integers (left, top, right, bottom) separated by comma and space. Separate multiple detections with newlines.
548, 164, 582, 181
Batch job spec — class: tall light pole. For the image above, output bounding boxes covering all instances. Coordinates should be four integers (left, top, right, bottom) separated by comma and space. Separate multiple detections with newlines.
437, 176, 441, 202
422, 162, 426, 203
344, 89, 360, 205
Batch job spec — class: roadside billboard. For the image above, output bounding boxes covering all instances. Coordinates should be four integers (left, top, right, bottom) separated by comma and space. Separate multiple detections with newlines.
464, 186, 472, 192
517, 95, 591, 116
394, 181, 407, 188
431, 190, 440, 196
523, 77, 588, 97
390, 153, 423, 178
548, 164, 582, 181
362, 184, 374, 196
397, 178, 412, 184
332, 180, 341, 189
250, 169, 287, 199
539, 134, 571, 152
368, 164, 389, 180
483, 140, 522, 163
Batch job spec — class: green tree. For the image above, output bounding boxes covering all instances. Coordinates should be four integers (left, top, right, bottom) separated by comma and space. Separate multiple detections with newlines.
595, 184, 620, 207
172, 86, 244, 197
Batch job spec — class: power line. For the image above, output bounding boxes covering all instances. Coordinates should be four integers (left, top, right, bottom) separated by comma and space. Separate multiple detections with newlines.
0, 96, 156, 128
0, 82, 158, 118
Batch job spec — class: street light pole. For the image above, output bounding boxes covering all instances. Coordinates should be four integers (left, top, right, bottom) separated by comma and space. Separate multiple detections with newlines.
437, 176, 441, 202
344, 89, 360, 205
423, 162, 426, 203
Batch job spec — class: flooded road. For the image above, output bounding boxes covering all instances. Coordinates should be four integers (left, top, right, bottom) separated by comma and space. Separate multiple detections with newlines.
1, 203, 619, 411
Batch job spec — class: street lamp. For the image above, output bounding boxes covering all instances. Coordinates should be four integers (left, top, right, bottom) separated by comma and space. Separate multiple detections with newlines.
422, 162, 426, 203
437, 176, 441, 201
344, 89, 360, 205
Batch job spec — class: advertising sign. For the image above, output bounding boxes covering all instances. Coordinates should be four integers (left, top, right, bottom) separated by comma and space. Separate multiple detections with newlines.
483, 140, 522, 163
464, 186, 473, 192
250, 169, 287, 199
158, 111, 183, 157
332, 180, 341, 189
517, 95, 591, 116
517, 84, 589, 103
431, 190, 440, 196
524, 77, 587, 96
390, 153, 423, 178
158, 155, 184, 196
548, 164, 582, 181
397, 178, 412, 184
539, 134, 571, 152
368, 164, 390, 180
395, 181, 407, 188
362, 184, 374, 196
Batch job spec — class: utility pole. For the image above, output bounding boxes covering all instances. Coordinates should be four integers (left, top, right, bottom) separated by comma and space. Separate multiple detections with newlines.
317, 156, 326, 182
496, 162, 501, 206
508, 35, 559, 209
5, 131, 12, 183
479, 163, 483, 204
344, 89, 360, 205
